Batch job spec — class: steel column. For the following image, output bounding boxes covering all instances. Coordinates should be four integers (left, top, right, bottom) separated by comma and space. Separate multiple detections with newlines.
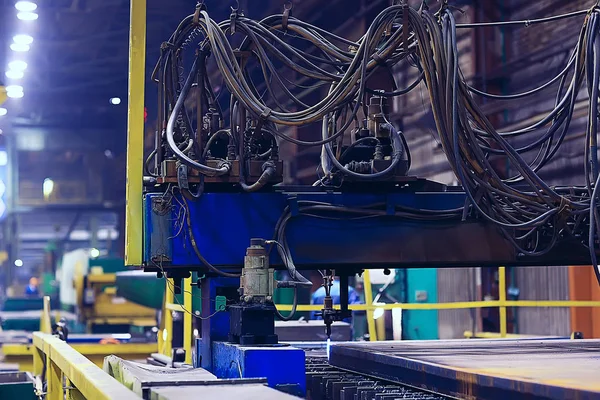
125, 0, 146, 266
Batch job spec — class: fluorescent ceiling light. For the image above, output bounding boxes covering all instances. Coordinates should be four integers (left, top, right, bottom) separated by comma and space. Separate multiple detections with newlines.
15, 1, 37, 12
5, 70, 24, 79
6, 85, 23, 93
17, 12, 38, 21
8, 60, 27, 71
13, 34, 33, 45
7, 91, 24, 99
10, 43, 30, 52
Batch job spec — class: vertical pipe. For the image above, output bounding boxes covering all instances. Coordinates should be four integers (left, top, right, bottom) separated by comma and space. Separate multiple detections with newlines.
363, 270, 378, 341
498, 266, 507, 338
183, 277, 192, 364
125, 0, 147, 266
163, 279, 173, 356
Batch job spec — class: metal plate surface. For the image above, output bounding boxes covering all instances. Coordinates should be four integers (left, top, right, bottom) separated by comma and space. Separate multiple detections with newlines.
329, 339, 600, 400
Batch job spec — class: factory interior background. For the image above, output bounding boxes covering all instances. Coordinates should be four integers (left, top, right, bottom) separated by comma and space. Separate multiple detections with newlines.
0, 0, 598, 399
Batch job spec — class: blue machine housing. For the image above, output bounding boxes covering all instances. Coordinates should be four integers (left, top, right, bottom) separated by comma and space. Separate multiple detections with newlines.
143, 189, 588, 271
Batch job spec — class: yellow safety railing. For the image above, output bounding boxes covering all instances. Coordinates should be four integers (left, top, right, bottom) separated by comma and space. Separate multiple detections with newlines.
32, 332, 139, 400
158, 266, 600, 349
275, 267, 600, 340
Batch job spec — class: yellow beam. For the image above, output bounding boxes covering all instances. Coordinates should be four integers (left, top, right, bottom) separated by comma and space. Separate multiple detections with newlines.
125, 0, 147, 266
362, 270, 378, 341
499, 266, 507, 338
32, 333, 139, 400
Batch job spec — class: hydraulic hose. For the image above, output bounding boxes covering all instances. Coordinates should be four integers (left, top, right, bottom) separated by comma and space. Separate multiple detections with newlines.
166, 57, 231, 177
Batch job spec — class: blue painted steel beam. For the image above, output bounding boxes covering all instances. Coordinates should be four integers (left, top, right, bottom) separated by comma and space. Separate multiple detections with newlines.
143, 190, 591, 270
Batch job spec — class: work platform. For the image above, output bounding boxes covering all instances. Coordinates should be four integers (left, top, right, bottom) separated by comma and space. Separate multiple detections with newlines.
329, 339, 600, 400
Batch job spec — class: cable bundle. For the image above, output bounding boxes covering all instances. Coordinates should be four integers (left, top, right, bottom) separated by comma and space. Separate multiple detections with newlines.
153, 2, 600, 285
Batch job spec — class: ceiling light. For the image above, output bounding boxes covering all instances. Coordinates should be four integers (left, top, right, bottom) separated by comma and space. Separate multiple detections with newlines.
17, 11, 38, 21
13, 34, 33, 45
7, 91, 24, 99
5, 70, 24, 79
10, 43, 30, 52
109, 97, 121, 105
14, 259, 23, 267
0, 108, 7, 117
6, 85, 23, 93
8, 61, 27, 71
15, 1, 37, 12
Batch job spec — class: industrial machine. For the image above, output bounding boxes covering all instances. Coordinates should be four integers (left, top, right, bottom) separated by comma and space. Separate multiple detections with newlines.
126, 0, 600, 398
73, 267, 156, 333
61, 251, 157, 333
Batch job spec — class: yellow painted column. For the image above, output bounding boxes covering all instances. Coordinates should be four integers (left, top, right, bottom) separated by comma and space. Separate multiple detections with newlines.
163, 279, 174, 357
362, 270, 378, 341
498, 266, 507, 338
183, 277, 193, 364
125, 0, 147, 266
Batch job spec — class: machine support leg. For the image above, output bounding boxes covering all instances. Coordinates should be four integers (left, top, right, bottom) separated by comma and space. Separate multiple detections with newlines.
499, 266, 507, 338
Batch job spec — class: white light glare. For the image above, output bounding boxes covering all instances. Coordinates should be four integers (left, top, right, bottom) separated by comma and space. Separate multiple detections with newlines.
13, 34, 33, 45
15, 1, 37, 12
0, 108, 7, 117
90, 248, 100, 258
109, 97, 121, 105
17, 12, 38, 21
8, 61, 27, 71
14, 259, 23, 267
10, 43, 30, 52
5, 70, 24, 80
